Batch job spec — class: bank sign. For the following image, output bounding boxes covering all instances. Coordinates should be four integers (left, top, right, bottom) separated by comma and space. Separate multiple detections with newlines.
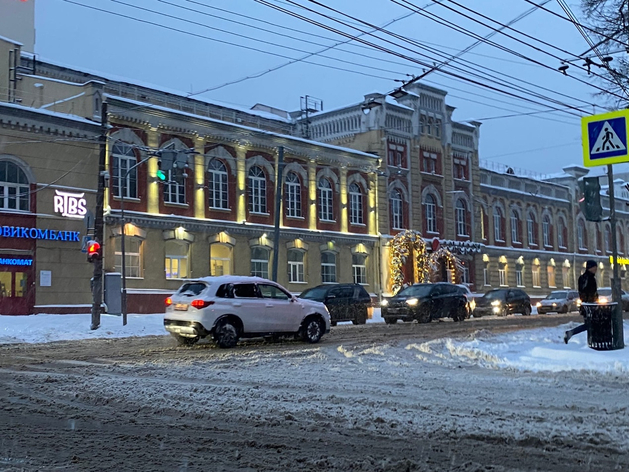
1, 226, 80, 242
54, 190, 87, 219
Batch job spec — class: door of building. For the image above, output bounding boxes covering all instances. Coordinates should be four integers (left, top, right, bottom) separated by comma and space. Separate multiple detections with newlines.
0, 262, 34, 315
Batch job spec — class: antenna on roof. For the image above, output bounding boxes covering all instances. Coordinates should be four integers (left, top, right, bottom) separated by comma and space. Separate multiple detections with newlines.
300, 95, 323, 140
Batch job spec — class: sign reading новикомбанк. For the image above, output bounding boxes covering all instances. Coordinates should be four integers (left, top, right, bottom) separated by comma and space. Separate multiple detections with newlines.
582, 109, 629, 167
0, 226, 80, 242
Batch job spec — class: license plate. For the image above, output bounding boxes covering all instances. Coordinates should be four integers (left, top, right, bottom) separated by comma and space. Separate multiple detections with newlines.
175, 303, 188, 311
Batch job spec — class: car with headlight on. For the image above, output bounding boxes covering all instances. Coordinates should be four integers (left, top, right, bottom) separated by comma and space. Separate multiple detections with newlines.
164, 276, 330, 348
536, 290, 579, 314
474, 288, 531, 317
381, 282, 469, 324
456, 284, 476, 314
597, 287, 629, 310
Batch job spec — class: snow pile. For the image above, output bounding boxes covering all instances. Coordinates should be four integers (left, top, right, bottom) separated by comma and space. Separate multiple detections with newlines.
408, 321, 629, 374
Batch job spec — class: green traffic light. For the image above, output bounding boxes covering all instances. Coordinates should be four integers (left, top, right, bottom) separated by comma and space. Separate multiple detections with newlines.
156, 170, 167, 181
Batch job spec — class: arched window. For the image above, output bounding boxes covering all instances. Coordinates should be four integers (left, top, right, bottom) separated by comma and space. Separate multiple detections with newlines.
288, 249, 305, 283
605, 224, 612, 253
208, 159, 228, 209
424, 194, 437, 233
111, 142, 137, 199
542, 215, 552, 247
493, 207, 504, 241
391, 190, 404, 229
510, 210, 520, 243
318, 177, 333, 221
349, 182, 363, 225
455, 199, 467, 236
577, 220, 587, 250
0, 160, 30, 211
248, 166, 267, 214
250, 246, 269, 278
285, 172, 301, 218
321, 252, 337, 283
557, 218, 566, 248
527, 212, 537, 246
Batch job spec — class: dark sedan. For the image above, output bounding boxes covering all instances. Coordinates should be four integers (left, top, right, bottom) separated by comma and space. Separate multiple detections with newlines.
299, 284, 372, 325
381, 283, 469, 324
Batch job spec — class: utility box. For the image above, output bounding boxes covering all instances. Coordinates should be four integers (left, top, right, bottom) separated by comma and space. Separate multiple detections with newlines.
104, 272, 122, 316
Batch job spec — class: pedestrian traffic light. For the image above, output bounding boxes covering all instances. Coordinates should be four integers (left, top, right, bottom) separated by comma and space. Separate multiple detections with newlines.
86, 240, 102, 263
579, 177, 603, 222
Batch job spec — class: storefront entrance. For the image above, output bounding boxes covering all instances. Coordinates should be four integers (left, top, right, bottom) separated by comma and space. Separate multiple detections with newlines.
0, 258, 34, 315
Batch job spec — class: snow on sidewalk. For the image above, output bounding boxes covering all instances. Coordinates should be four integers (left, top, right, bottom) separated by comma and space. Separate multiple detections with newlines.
409, 321, 629, 374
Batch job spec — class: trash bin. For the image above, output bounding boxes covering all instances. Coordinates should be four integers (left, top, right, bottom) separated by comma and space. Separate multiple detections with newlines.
581, 302, 619, 351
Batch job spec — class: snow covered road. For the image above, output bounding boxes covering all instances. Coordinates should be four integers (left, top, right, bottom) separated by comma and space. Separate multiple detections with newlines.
0, 315, 628, 471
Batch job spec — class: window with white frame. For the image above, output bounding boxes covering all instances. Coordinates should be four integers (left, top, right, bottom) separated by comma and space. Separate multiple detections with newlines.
547, 266, 556, 287
163, 169, 186, 204
208, 158, 228, 209
349, 183, 363, 225
318, 177, 334, 221
516, 266, 524, 286
453, 152, 467, 180
499, 266, 507, 286
483, 266, 490, 286
422, 152, 437, 173
321, 252, 337, 283
562, 266, 571, 288
527, 212, 537, 246
165, 240, 189, 279
248, 166, 267, 214
532, 266, 541, 287
250, 246, 269, 278
112, 142, 138, 199
460, 266, 469, 284
578, 220, 586, 249
115, 236, 143, 278
0, 160, 30, 211
511, 210, 520, 243
352, 254, 367, 285
424, 194, 437, 233
493, 207, 504, 241
391, 190, 404, 229
285, 172, 302, 218
288, 249, 305, 283
210, 243, 232, 276
543, 216, 551, 247
455, 199, 467, 236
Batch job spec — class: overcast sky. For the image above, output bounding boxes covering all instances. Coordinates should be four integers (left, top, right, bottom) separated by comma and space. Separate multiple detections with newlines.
32, 0, 625, 174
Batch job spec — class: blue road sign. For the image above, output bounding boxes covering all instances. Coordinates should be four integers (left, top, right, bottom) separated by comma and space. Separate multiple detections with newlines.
582, 110, 629, 167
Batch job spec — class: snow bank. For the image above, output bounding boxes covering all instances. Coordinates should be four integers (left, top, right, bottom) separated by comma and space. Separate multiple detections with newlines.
409, 321, 629, 374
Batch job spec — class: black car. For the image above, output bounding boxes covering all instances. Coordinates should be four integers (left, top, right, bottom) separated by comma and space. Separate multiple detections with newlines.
381, 283, 469, 324
299, 284, 372, 325
474, 288, 532, 317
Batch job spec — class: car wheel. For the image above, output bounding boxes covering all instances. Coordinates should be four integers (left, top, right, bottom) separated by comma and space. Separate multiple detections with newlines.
418, 309, 431, 324
523, 305, 531, 316
214, 320, 239, 349
352, 308, 368, 325
300, 316, 324, 344
501, 307, 508, 317
171, 333, 199, 346
561, 304, 568, 314
453, 304, 467, 322
384, 317, 397, 324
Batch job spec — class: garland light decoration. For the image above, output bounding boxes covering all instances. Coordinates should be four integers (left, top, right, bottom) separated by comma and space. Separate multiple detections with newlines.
429, 246, 460, 284
389, 230, 428, 294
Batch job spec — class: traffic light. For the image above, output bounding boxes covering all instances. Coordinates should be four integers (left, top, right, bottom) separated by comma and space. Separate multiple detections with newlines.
579, 177, 603, 222
156, 150, 176, 182
86, 240, 102, 263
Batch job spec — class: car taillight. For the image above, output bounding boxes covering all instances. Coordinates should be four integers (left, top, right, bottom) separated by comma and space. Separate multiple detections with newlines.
165, 297, 172, 306
191, 299, 214, 309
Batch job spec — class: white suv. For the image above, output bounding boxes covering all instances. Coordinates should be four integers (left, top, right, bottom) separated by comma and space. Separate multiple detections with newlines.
164, 275, 331, 348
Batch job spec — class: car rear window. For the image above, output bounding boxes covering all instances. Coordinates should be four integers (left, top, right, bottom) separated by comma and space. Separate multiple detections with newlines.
177, 282, 208, 296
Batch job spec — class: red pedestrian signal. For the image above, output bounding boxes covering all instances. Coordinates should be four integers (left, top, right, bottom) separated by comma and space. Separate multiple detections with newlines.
86, 240, 102, 263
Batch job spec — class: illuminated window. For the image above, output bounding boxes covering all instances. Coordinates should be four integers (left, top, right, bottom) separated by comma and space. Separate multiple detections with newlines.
349, 183, 363, 225
114, 236, 143, 278
547, 266, 556, 288
210, 243, 232, 276
165, 240, 189, 279
532, 266, 541, 287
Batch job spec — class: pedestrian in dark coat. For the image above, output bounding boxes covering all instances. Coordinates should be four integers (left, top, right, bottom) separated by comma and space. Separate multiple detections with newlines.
564, 260, 598, 344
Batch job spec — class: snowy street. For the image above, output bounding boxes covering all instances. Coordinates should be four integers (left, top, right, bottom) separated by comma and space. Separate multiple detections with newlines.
1, 313, 628, 471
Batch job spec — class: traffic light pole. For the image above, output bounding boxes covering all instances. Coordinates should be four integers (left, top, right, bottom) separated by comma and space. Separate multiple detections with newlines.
271, 146, 284, 282
91, 101, 108, 330
607, 164, 625, 349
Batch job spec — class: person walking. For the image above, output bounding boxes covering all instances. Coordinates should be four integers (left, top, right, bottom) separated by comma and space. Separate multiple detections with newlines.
564, 260, 598, 344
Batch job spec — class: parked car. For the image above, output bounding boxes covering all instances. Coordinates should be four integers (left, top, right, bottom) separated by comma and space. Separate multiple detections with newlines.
299, 283, 371, 326
536, 290, 580, 314
381, 282, 469, 324
456, 284, 477, 314
597, 287, 629, 311
474, 288, 532, 317
164, 276, 331, 348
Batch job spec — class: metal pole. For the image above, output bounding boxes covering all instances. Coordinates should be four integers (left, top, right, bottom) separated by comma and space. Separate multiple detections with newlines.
271, 146, 284, 282
91, 101, 107, 330
607, 164, 624, 349
120, 187, 127, 326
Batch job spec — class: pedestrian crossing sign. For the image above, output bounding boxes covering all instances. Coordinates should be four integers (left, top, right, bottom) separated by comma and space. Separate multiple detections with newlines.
582, 109, 629, 167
